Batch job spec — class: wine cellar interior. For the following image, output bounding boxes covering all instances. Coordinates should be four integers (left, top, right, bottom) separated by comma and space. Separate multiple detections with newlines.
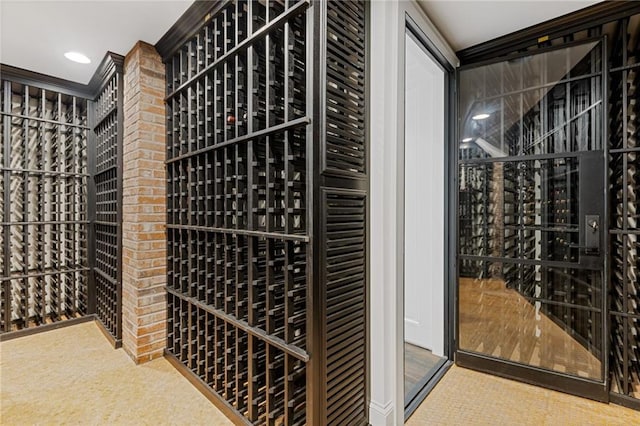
2, 1, 640, 424
1, 81, 90, 331
0, 53, 124, 343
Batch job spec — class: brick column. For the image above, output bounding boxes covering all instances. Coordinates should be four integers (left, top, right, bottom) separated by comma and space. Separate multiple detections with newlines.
121, 41, 167, 363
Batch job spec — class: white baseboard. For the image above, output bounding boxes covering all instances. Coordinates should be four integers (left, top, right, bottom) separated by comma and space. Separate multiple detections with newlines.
369, 399, 395, 426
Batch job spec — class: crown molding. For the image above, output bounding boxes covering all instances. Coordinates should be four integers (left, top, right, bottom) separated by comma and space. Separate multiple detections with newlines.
155, 0, 228, 62
457, 1, 640, 64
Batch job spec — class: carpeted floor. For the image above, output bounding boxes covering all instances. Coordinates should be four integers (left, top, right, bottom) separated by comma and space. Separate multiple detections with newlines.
407, 365, 640, 425
0, 321, 232, 425
3, 321, 639, 425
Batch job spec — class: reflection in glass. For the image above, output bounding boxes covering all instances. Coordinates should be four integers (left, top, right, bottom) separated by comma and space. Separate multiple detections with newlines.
459, 41, 601, 159
459, 262, 602, 379
460, 158, 587, 262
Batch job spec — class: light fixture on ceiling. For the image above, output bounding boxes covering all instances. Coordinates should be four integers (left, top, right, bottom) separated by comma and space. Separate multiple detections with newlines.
462, 137, 473, 143
472, 113, 490, 120
64, 52, 91, 64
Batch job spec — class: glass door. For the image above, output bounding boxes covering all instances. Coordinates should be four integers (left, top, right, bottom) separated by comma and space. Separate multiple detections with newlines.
456, 39, 608, 400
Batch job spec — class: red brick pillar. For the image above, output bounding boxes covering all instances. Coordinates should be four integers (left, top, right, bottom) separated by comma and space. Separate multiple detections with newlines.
121, 41, 167, 363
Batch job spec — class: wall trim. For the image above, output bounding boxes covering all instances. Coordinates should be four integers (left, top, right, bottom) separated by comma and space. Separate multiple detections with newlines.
87, 52, 124, 95
369, 400, 394, 426
0, 315, 96, 342
155, 0, 227, 62
0, 52, 125, 99
413, 1, 459, 67
0, 63, 93, 98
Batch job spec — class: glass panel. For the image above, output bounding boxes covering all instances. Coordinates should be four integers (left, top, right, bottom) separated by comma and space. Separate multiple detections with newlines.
459, 261, 602, 380
459, 41, 602, 160
458, 40, 605, 383
459, 157, 584, 261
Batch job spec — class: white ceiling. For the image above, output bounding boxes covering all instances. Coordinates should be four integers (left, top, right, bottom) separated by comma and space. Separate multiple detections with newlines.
0, 0, 193, 84
0, 0, 605, 84
418, 0, 603, 52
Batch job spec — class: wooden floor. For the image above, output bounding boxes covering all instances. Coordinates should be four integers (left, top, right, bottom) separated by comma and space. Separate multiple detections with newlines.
407, 365, 640, 425
458, 277, 601, 379
405, 342, 442, 397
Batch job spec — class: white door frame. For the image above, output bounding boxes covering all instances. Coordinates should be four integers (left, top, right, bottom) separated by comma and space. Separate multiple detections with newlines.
369, 1, 458, 425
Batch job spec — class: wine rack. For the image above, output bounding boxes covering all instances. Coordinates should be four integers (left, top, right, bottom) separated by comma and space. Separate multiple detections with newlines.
93, 54, 124, 345
609, 14, 640, 406
0, 80, 90, 332
160, 0, 368, 424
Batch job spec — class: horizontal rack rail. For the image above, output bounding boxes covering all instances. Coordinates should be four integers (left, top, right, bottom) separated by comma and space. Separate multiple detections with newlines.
470, 71, 603, 103
94, 267, 117, 285
93, 105, 118, 130
0, 111, 90, 130
166, 224, 309, 242
166, 116, 310, 164
165, 0, 310, 101
0, 167, 89, 177
610, 61, 640, 72
1, 220, 90, 226
0, 267, 90, 282
460, 150, 599, 165
459, 254, 604, 270
167, 287, 309, 362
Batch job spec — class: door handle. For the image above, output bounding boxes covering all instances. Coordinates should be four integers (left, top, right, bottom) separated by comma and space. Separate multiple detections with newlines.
584, 214, 600, 254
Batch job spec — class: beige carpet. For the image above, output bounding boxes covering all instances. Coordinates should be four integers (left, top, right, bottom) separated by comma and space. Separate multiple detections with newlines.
408, 365, 640, 425
0, 321, 232, 425
3, 321, 639, 425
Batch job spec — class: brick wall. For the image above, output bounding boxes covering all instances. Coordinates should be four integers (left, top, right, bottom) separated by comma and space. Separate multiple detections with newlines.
121, 41, 167, 363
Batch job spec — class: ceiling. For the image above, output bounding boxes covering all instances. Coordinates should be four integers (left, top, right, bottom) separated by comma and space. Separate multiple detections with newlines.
0, 0, 605, 84
0, 0, 193, 84
418, 0, 602, 52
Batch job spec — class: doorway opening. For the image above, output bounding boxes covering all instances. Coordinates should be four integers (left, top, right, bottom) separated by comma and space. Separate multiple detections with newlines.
403, 27, 451, 415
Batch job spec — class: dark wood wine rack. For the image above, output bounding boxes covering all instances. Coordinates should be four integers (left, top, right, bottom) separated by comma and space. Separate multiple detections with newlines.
609, 14, 640, 408
92, 54, 124, 345
158, 0, 368, 424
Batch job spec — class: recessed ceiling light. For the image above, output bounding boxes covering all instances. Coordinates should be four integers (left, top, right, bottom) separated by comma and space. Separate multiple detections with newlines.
64, 52, 91, 64
472, 113, 490, 120
462, 137, 473, 143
